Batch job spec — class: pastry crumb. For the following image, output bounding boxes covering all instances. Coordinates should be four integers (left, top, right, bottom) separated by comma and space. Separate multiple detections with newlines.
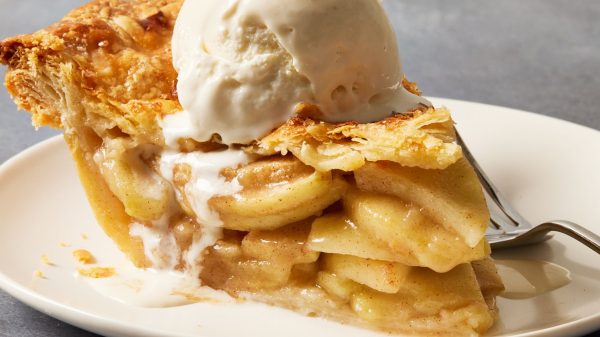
81, 234, 89, 240
40, 254, 53, 266
33, 270, 45, 278
59, 242, 72, 248
78, 267, 115, 278
72, 249, 95, 264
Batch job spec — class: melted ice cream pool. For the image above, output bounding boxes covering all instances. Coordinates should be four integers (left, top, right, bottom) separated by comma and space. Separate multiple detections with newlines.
78, 263, 233, 308
167, 0, 430, 144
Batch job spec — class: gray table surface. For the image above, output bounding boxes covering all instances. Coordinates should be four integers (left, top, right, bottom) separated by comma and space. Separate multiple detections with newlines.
0, 1, 599, 336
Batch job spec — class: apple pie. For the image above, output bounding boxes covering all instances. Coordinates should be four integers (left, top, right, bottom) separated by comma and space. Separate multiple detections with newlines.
0, 0, 503, 336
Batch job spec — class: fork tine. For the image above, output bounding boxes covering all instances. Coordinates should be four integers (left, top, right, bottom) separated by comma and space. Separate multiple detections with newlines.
452, 130, 600, 252
454, 128, 532, 230
490, 217, 502, 230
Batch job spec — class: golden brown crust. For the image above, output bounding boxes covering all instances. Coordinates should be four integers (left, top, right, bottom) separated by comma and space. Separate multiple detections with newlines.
247, 106, 462, 171
402, 77, 422, 96
65, 132, 149, 267
1, 0, 182, 143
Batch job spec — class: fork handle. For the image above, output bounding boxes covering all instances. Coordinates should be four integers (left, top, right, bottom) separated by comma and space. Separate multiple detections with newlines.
517, 220, 600, 254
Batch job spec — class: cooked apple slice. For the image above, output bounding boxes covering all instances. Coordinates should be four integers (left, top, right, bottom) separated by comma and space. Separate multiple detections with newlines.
344, 188, 490, 272
202, 221, 320, 292
210, 157, 348, 231
349, 263, 494, 335
471, 258, 505, 312
308, 210, 488, 272
308, 212, 419, 265
202, 238, 294, 291
94, 138, 174, 222
230, 259, 294, 289
316, 271, 363, 302
322, 254, 411, 294
242, 220, 319, 264
354, 158, 489, 247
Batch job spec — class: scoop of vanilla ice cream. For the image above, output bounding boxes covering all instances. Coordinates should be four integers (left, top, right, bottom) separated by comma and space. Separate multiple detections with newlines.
167, 0, 429, 145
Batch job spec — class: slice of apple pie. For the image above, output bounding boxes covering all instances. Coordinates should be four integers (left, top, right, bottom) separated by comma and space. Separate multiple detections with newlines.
1, 0, 503, 336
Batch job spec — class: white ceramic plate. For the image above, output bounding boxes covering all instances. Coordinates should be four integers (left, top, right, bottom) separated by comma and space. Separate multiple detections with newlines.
1, 98, 599, 337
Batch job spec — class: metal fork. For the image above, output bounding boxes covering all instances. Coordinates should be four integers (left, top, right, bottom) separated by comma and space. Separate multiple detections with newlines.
455, 130, 600, 254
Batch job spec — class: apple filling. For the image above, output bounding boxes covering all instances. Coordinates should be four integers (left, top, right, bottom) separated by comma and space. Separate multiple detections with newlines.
87, 129, 502, 336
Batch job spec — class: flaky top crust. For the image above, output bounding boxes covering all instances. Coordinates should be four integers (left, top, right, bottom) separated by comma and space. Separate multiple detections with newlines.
1, 0, 182, 143
248, 106, 461, 171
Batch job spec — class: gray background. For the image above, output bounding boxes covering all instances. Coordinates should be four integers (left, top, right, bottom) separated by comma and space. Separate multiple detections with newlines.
0, 0, 599, 336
